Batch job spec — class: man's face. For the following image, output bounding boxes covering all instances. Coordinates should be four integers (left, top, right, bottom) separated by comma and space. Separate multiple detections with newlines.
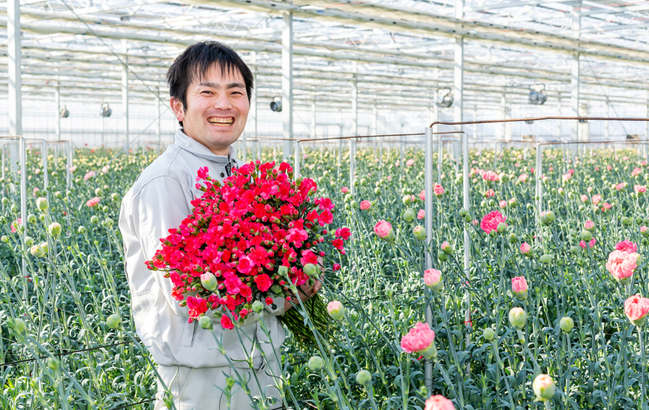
170, 63, 249, 156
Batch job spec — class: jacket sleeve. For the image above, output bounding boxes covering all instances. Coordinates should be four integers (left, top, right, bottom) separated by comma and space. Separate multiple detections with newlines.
130, 175, 193, 319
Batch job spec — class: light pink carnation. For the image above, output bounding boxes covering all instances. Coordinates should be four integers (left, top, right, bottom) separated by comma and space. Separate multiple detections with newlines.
499, 200, 507, 208
83, 171, 96, 181
417, 210, 425, 220
584, 220, 594, 230
520, 242, 531, 255
635, 185, 646, 194
373, 220, 393, 239
625, 295, 649, 324
400, 322, 435, 354
419, 190, 426, 201
592, 195, 601, 205
632, 167, 643, 177
606, 250, 639, 281
579, 238, 596, 249
406, 159, 415, 167
616, 240, 638, 253
616, 182, 627, 191
424, 395, 455, 410
483, 171, 499, 182
341, 187, 349, 194
580, 195, 588, 203
484, 189, 495, 198
86, 197, 101, 207
511, 276, 528, 294
360, 200, 372, 211
423, 269, 442, 287
480, 211, 506, 234
433, 184, 444, 196
562, 173, 572, 183
518, 174, 528, 183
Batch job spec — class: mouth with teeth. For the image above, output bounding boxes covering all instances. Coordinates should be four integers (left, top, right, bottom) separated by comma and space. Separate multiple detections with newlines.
207, 117, 234, 127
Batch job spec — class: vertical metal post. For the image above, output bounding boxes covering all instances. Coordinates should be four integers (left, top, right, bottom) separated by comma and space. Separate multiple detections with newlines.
41, 140, 49, 201
437, 132, 442, 184
66, 141, 72, 190
122, 40, 130, 153
8, 0, 22, 138
351, 64, 358, 136
424, 126, 434, 393
349, 139, 356, 195
19, 137, 27, 300
294, 141, 300, 179
536, 143, 543, 224
55, 83, 61, 141
311, 100, 317, 139
282, 12, 293, 160
571, 3, 581, 156
1, 146, 4, 180
400, 137, 405, 176
156, 88, 162, 155
372, 105, 378, 136
556, 94, 562, 141
379, 141, 383, 180
501, 90, 507, 141
605, 101, 610, 141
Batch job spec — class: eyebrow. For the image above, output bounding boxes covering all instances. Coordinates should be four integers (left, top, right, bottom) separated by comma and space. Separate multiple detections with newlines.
198, 81, 245, 89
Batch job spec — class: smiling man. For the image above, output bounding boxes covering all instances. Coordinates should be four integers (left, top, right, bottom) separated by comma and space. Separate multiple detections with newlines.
118, 41, 320, 410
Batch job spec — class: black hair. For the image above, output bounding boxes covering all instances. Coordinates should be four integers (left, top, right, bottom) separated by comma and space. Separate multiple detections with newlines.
167, 41, 254, 127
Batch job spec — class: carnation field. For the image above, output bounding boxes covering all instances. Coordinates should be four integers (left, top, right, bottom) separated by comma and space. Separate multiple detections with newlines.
3, 139, 649, 410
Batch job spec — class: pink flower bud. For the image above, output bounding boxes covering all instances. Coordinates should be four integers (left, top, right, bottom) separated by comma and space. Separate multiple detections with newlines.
417, 210, 425, 220
584, 220, 594, 231
360, 200, 372, 211
423, 268, 443, 292
327, 301, 345, 320
625, 295, 649, 326
520, 242, 532, 256
433, 184, 444, 196
373, 220, 395, 242
424, 394, 455, 410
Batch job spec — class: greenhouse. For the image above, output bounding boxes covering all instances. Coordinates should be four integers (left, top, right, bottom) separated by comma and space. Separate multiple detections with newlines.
3, 0, 649, 409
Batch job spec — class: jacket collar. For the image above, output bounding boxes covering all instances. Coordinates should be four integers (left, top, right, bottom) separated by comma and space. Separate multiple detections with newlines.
174, 129, 237, 164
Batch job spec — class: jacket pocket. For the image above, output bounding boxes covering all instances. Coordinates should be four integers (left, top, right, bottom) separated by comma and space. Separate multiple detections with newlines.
180, 320, 196, 347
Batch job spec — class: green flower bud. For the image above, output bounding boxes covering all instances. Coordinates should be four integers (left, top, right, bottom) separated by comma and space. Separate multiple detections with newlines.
199, 316, 213, 330
103, 218, 114, 228
327, 301, 345, 321
303, 263, 317, 277
508, 307, 527, 330
539, 254, 552, 264
40, 242, 49, 254
403, 208, 415, 222
483, 328, 495, 341
560, 316, 574, 333
106, 314, 121, 329
581, 230, 592, 241
95, 188, 103, 196
533, 374, 556, 401
252, 300, 264, 313
24, 236, 34, 247
77, 226, 86, 234
540, 211, 555, 226
413, 226, 426, 240
47, 357, 60, 372
11, 318, 27, 335
497, 222, 508, 233
111, 193, 119, 201
27, 214, 37, 225
54, 191, 62, 199
48, 222, 62, 237
36, 197, 49, 212
30, 244, 45, 258
308, 356, 324, 371
90, 215, 99, 224
356, 369, 372, 386
1, 236, 8, 243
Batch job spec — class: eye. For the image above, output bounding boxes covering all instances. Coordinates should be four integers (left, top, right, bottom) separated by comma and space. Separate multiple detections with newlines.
201, 90, 213, 95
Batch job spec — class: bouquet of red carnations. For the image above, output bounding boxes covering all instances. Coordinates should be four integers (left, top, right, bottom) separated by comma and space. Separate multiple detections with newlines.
146, 160, 348, 345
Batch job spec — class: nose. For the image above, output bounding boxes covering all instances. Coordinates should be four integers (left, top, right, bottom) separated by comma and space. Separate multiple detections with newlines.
213, 92, 233, 110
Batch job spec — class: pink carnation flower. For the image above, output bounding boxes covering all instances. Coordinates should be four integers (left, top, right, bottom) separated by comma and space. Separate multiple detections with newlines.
360, 200, 371, 211
484, 189, 495, 198
373, 220, 393, 239
433, 184, 444, 196
616, 182, 627, 191
511, 276, 528, 294
635, 185, 647, 194
606, 250, 639, 282
580, 195, 588, 203
592, 195, 601, 205
625, 295, 649, 325
616, 240, 638, 253
417, 210, 425, 220
419, 190, 426, 201
423, 269, 442, 288
632, 167, 643, 177
579, 238, 596, 249
584, 220, 594, 230
424, 395, 455, 410
480, 211, 506, 234
520, 242, 531, 255
518, 174, 528, 183
83, 171, 96, 181
341, 187, 349, 194
406, 159, 415, 167
86, 197, 101, 207
400, 322, 435, 354
499, 200, 507, 208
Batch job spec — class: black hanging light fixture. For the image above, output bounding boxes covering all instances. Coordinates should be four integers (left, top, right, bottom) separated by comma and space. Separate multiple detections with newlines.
270, 97, 282, 112
528, 84, 547, 105
435, 88, 453, 108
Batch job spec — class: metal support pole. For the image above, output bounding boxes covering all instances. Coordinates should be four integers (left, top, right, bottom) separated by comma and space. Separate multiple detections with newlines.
437, 133, 443, 184
536, 143, 543, 225
400, 137, 405, 176
424, 126, 434, 393
282, 12, 293, 160
156, 88, 162, 155
55, 83, 61, 141
294, 142, 300, 179
556, 94, 562, 141
122, 40, 130, 153
351, 64, 358, 137
571, 4, 581, 155
349, 139, 356, 195
41, 140, 49, 201
372, 105, 378, 136
66, 141, 72, 190
8, 0, 22, 138
311, 100, 317, 139
19, 138, 27, 300
605, 101, 610, 140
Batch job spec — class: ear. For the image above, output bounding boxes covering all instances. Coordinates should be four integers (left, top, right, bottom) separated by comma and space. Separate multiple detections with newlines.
170, 97, 185, 122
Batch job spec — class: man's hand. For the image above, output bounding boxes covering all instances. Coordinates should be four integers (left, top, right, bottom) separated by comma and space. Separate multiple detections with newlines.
284, 278, 322, 311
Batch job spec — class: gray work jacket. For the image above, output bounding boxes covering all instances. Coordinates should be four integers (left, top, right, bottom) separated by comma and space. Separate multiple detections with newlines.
119, 129, 286, 369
